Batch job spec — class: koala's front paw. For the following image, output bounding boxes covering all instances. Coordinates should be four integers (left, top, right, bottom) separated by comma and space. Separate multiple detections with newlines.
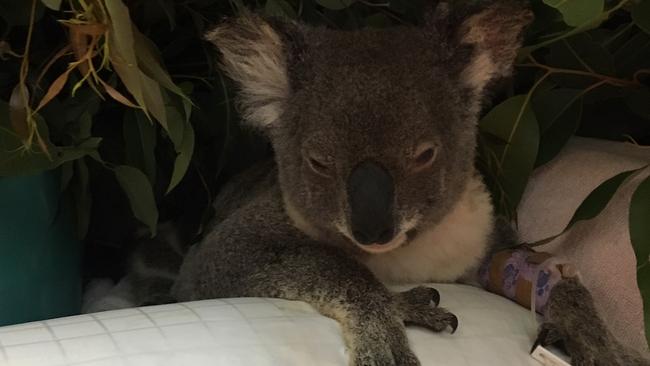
349, 321, 420, 366
394, 286, 459, 333
345, 286, 456, 366
537, 278, 649, 366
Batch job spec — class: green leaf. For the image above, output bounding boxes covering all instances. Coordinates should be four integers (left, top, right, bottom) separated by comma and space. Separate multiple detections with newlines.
631, 174, 650, 268
123, 110, 157, 184
40, 0, 61, 10
0, 101, 97, 176
560, 34, 614, 74
72, 158, 91, 239
528, 167, 645, 246
59, 161, 73, 192
535, 97, 582, 167
364, 13, 392, 28
0, 0, 44, 27
613, 32, 650, 77
316, 0, 355, 10
629, 173, 650, 346
625, 88, 650, 120
632, 0, 650, 35
570, 168, 641, 225
105, 0, 170, 130
479, 95, 540, 210
132, 29, 191, 104
105, 0, 146, 109
532, 88, 583, 133
264, 0, 297, 19
637, 263, 650, 348
542, 0, 604, 27
113, 165, 158, 236
167, 121, 195, 193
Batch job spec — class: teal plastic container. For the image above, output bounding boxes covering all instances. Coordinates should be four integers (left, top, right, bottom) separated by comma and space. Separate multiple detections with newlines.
0, 171, 82, 326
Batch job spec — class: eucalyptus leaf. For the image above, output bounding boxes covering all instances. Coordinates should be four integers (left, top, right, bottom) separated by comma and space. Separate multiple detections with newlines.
72, 158, 91, 239
113, 165, 158, 236
105, 0, 147, 113
123, 111, 157, 184
105, 0, 171, 131
528, 167, 645, 246
532, 88, 583, 133
535, 98, 582, 167
39, 0, 61, 11
613, 31, 650, 77
165, 104, 185, 149
479, 95, 540, 210
264, 0, 297, 19
630, 173, 650, 346
569, 168, 642, 225
0, 100, 97, 176
365, 13, 392, 28
625, 88, 650, 120
133, 29, 191, 104
542, 0, 604, 27
167, 121, 195, 193
637, 264, 650, 348
316, 0, 355, 10
0, 0, 44, 27
59, 161, 73, 193
632, 0, 650, 35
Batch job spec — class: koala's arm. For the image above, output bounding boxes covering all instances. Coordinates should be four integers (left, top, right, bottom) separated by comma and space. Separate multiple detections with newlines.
479, 248, 649, 365
173, 190, 455, 366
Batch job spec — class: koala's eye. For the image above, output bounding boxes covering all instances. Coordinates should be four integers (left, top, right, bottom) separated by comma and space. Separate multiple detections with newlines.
412, 143, 437, 172
306, 153, 332, 177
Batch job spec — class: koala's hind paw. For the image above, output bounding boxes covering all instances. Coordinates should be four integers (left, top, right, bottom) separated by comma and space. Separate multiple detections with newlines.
394, 286, 458, 333
539, 278, 650, 366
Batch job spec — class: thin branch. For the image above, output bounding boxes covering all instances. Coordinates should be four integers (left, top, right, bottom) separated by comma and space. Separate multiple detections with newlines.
516, 59, 640, 88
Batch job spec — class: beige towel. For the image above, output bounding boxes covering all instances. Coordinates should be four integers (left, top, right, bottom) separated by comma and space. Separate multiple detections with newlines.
518, 136, 650, 355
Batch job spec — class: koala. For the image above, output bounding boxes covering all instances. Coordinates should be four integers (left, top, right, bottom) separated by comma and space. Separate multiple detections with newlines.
84, 2, 649, 365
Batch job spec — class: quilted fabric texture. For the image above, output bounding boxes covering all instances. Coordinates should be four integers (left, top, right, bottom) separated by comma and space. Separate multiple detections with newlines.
0, 284, 541, 366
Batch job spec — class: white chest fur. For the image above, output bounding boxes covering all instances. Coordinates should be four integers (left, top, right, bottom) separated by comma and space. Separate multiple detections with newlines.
363, 177, 494, 285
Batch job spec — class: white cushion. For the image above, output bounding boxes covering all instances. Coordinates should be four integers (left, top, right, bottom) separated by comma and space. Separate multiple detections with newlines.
0, 284, 541, 366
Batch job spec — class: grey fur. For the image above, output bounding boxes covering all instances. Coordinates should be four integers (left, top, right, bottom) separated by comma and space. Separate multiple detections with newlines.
95, 2, 647, 365
537, 277, 649, 366
175, 3, 529, 365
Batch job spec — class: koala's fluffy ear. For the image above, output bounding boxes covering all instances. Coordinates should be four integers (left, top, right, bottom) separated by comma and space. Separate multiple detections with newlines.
205, 13, 296, 129
439, 1, 533, 96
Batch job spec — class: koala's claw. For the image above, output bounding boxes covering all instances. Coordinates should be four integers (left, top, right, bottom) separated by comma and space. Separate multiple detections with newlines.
394, 286, 458, 334
530, 323, 563, 354
349, 319, 420, 366
396, 286, 441, 307
539, 278, 650, 366
404, 309, 458, 333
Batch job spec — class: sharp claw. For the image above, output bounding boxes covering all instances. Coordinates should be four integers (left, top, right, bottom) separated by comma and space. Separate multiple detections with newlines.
448, 314, 459, 334
431, 288, 440, 307
531, 328, 549, 354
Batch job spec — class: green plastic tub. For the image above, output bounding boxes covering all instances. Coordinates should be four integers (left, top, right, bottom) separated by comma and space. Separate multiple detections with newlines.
0, 171, 81, 326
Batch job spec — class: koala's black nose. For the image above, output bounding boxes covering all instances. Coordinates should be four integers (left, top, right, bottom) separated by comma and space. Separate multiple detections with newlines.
347, 160, 395, 245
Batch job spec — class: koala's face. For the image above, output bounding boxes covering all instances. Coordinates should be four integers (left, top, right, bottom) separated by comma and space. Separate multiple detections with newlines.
208, 2, 532, 254
274, 36, 477, 253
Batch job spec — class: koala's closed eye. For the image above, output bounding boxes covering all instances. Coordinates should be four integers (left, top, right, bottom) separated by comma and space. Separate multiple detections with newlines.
305, 151, 333, 177
412, 142, 438, 172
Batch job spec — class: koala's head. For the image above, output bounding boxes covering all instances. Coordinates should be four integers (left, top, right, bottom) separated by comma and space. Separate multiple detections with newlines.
207, 1, 532, 255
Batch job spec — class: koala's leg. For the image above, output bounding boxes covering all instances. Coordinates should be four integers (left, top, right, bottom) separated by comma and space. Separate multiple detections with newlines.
538, 277, 649, 366
479, 248, 648, 365
175, 241, 456, 366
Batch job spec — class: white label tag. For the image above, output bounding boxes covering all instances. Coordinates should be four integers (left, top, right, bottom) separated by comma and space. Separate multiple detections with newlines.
531, 345, 572, 366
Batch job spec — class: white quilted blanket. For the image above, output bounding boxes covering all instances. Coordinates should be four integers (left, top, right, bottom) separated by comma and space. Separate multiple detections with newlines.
0, 284, 542, 366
